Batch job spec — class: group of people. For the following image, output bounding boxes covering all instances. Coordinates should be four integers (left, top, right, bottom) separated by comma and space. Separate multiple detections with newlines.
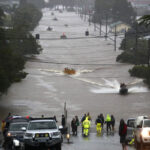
71, 116, 79, 135
70, 113, 116, 136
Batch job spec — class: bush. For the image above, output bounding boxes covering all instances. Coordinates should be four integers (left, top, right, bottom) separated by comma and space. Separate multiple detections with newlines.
129, 65, 150, 87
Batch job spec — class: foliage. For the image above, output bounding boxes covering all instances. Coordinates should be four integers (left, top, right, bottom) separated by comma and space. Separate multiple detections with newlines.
94, 0, 136, 24
0, 2, 42, 94
129, 66, 150, 87
0, 7, 5, 26
117, 38, 149, 64
12, 2, 42, 31
139, 15, 150, 26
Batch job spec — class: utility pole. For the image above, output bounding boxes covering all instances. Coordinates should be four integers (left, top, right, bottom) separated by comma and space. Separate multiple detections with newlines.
105, 13, 108, 40
135, 24, 138, 54
148, 39, 150, 66
99, 20, 101, 36
134, 23, 138, 65
114, 25, 117, 51
124, 30, 126, 50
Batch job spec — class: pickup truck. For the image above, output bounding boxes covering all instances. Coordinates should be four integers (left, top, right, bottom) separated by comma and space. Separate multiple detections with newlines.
24, 118, 62, 150
134, 118, 150, 149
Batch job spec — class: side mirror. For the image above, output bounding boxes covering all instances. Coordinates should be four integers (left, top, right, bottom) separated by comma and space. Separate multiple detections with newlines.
59, 125, 63, 130
21, 127, 26, 131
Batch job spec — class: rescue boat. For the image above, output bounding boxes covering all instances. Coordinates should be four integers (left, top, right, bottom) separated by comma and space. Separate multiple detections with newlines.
60, 33, 67, 39
63, 68, 76, 75
119, 83, 128, 95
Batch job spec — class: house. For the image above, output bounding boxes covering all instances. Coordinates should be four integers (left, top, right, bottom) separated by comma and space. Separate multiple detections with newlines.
109, 21, 131, 33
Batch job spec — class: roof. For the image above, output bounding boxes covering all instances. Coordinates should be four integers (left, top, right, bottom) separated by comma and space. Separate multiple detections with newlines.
109, 21, 130, 28
30, 120, 55, 123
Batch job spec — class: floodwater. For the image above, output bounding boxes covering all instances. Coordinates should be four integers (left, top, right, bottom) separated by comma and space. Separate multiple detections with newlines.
0, 8, 150, 150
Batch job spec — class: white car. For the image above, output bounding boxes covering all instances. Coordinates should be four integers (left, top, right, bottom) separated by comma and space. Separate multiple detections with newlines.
134, 118, 150, 149
24, 119, 62, 150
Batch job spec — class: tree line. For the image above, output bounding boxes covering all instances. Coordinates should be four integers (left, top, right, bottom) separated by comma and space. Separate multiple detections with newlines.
94, 0, 136, 25
0, 0, 42, 94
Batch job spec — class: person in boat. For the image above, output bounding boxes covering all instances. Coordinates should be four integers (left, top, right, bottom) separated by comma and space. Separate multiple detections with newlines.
120, 83, 126, 88
120, 83, 128, 94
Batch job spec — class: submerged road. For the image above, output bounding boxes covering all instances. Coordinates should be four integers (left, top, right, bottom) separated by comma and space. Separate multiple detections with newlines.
0, 8, 150, 150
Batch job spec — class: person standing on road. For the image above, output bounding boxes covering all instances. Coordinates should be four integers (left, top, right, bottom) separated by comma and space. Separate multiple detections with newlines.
100, 113, 104, 129
71, 118, 76, 135
111, 115, 115, 132
83, 117, 91, 136
81, 114, 86, 133
87, 112, 92, 121
75, 116, 79, 135
61, 114, 66, 128
95, 115, 102, 134
119, 119, 127, 150
105, 114, 111, 133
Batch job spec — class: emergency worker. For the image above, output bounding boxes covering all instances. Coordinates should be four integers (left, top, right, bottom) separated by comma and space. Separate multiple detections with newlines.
87, 112, 91, 121
95, 115, 102, 134
83, 117, 90, 136
105, 114, 111, 133
100, 113, 104, 129
81, 114, 86, 133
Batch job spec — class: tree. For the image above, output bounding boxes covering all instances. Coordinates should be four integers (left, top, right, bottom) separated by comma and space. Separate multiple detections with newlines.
94, 0, 136, 24
112, 0, 136, 24
0, 7, 5, 26
139, 15, 150, 26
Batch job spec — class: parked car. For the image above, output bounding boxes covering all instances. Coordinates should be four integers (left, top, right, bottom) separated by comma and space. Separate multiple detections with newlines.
24, 118, 62, 150
3, 117, 30, 150
126, 118, 136, 144
134, 117, 150, 149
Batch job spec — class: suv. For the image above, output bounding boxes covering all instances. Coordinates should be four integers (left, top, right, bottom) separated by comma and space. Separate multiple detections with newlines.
3, 117, 30, 150
134, 118, 150, 149
24, 118, 62, 150
126, 118, 135, 143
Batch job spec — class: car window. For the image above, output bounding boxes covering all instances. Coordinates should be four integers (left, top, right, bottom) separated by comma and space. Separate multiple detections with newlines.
28, 121, 57, 130
144, 120, 150, 127
9, 123, 28, 131
127, 119, 135, 127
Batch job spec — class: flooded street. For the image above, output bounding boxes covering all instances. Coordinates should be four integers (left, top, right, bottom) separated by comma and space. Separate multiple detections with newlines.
0, 8, 150, 150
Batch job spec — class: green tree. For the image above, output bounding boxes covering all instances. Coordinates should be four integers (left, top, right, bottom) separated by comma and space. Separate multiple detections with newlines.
112, 0, 136, 24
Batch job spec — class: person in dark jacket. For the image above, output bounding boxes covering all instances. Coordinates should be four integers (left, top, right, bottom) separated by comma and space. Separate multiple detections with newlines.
100, 113, 104, 129
61, 114, 66, 128
119, 119, 127, 150
111, 115, 115, 131
75, 116, 79, 135
71, 118, 77, 135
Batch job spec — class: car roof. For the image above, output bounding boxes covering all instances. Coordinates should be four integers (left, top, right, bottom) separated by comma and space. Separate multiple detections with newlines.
30, 120, 55, 123
10, 122, 28, 125
127, 118, 136, 120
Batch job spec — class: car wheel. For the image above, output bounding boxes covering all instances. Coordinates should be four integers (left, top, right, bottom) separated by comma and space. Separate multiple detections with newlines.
55, 143, 61, 150
140, 141, 144, 150
24, 144, 31, 150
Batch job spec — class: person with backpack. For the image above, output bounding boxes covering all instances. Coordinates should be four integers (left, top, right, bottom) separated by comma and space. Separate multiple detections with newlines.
119, 119, 127, 150
111, 115, 115, 131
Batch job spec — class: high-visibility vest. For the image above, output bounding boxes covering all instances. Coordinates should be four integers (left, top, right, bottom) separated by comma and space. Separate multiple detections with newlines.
83, 120, 90, 129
